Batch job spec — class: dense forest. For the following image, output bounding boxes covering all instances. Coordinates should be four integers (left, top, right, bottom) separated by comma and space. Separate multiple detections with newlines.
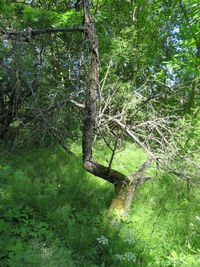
0, 0, 200, 266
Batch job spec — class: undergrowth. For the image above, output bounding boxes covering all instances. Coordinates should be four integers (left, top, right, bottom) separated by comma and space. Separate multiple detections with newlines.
0, 143, 200, 266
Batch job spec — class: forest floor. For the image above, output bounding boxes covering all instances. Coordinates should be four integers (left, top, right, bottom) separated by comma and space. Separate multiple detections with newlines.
0, 142, 200, 266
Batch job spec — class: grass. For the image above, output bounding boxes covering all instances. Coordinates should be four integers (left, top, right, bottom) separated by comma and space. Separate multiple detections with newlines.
0, 142, 200, 266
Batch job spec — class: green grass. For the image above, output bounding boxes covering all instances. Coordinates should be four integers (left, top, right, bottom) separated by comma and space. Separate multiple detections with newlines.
0, 143, 200, 266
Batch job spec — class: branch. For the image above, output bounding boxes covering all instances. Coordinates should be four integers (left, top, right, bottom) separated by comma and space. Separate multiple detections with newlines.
107, 134, 120, 175
129, 158, 153, 184
83, 159, 130, 184
70, 99, 85, 108
75, 0, 83, 11
94, 0, 99, 20
113, 118, 155, 159
51, 128, 74, 155
0, 27, 85, 39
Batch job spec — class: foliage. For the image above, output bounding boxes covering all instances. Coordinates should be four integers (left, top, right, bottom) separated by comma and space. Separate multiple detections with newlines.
0, 0, 200, 266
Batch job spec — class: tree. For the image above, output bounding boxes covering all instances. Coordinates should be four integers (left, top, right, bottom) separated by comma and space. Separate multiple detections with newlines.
0, 0, 199, 215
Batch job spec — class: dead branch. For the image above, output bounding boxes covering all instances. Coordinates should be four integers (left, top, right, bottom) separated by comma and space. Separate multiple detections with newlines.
0, 27, 85, 41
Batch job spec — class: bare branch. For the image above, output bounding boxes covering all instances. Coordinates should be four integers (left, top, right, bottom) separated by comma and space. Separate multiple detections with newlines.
70, 99, 85, 108
0, 27, 85, 40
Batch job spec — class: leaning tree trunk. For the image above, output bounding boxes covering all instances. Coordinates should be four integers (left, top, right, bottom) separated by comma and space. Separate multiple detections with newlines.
108, 159, 152, 215
81, 0, 152, 216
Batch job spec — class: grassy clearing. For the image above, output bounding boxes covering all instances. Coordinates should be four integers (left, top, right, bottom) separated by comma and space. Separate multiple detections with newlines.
0, 143, 200, 266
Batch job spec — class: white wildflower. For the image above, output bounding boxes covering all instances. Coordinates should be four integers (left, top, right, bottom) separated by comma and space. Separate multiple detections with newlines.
97, 235, 109, 246
195, 215, 200, 222
124, 230, 135, 245
115, 252, 136, 263
115, 254, 125, 261
124, 252, 136, 262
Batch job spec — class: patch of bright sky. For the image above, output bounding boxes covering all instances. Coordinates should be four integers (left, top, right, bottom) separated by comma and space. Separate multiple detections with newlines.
173, 26, 180, 34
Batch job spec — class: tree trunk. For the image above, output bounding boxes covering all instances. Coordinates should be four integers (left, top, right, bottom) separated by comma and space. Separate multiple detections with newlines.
109, 159, 152, 215
81, 0, 152, 216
